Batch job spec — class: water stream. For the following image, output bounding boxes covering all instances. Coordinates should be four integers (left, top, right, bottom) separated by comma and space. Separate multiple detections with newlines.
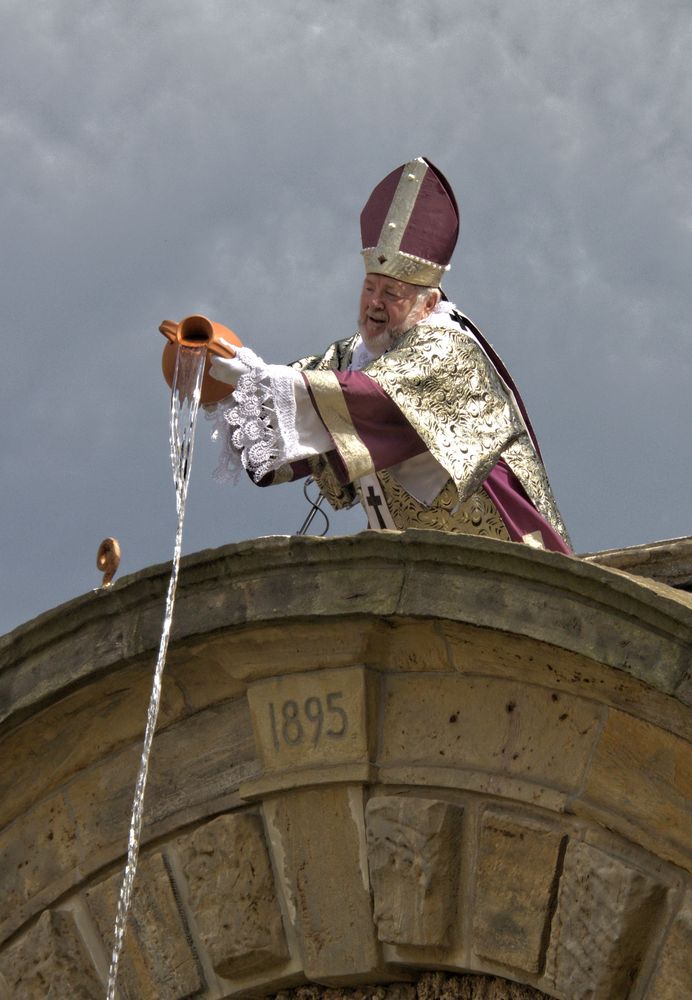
106, 345, 206, 1000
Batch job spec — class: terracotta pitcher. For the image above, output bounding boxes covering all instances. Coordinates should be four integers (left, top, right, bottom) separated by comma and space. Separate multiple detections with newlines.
159, 315, 243, 405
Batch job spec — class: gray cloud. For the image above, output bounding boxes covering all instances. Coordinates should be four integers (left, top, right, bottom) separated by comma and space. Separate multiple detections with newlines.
1, 0, 690, 634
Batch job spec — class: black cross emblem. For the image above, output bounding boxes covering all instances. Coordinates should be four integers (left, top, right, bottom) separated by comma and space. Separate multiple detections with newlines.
366, 485, 387, 529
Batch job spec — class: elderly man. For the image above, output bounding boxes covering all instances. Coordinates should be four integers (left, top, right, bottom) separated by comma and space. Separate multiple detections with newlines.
206, 156, 571, 553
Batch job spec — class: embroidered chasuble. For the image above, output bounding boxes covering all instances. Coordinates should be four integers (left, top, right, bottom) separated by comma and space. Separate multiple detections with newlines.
284, 315, 571, 553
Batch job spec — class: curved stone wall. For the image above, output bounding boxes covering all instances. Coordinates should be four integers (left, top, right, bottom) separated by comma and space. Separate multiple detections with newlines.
0, 532, 689, 999
276, 971, 553, 998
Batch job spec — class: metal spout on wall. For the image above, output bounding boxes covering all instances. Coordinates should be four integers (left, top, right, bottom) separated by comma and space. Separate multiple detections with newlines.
96, 537, 121, 588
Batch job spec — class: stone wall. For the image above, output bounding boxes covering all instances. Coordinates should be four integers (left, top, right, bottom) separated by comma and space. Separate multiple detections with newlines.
0, 532, 690, 999
585, 535, 692, 591
274, 970, 552, 998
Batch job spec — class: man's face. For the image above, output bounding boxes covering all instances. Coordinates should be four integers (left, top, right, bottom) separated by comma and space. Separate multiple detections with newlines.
358, 274, 433, 354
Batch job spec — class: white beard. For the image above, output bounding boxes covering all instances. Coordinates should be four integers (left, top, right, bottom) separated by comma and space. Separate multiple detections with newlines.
354, 297, 450, 366
356, 314, 418, 359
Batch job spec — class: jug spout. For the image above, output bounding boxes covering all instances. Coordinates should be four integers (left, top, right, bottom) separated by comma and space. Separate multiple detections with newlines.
158, 314, 241, 358
159, 314, 244, 404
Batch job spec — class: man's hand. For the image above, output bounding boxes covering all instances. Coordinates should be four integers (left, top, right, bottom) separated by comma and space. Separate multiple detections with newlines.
210, 351, 303, 390
208, 354, 252, 386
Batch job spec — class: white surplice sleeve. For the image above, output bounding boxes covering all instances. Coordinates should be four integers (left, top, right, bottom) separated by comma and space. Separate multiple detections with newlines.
208, 347, 331, 482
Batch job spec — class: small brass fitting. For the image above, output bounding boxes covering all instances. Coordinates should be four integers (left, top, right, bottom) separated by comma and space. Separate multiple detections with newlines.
96, 537, 121, 588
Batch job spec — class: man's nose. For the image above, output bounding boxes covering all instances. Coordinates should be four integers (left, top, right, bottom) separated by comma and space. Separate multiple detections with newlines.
368, 290, 385, 309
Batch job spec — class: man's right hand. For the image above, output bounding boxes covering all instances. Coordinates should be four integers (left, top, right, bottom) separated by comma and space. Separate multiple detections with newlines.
209, 354, 253, 386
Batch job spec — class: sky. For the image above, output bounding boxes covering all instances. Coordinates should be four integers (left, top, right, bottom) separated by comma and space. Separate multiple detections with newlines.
1, 0, 690, 637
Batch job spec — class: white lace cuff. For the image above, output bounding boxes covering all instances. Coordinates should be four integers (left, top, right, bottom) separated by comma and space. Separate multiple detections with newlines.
211, 347, 331, 483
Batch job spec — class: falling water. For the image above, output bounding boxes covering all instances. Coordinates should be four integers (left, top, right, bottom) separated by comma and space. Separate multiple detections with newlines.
106, 345, 206, 1000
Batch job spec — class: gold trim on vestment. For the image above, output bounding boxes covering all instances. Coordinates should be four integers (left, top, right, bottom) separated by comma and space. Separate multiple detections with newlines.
292, 323, 570, 548
501, 437, 572, 547
270, 464, 294, 485
303, 370, 375, 483
369, 470, 511, 538
364, 323, 571, 547
365, 322, 522, 500
307, 455, 357, 510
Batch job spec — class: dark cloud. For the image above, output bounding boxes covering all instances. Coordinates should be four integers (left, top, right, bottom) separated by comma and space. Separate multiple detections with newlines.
1, 0, 690, 634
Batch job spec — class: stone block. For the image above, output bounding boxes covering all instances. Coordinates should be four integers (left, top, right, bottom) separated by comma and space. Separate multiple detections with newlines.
544, 840, 666, 999
264, 785, 380, 980
176, 619, 378, 682
0, 696, 258, 943
394, 549, 690, 696
143, 696, 258, 828
441, 620, 692, 740
644, 892, 692, 998
365, 796, 463, 947
364, 619, 452, 673
248, 667, 375, 774
577, 709, 692, 871
416, 970, 552, 999
85, 851, 203, 999
473, 809, 564, 972
175, 811, 289, 977
0, 663, 155, 832
174, 550, 404, 632
0, 909, 101, 999
379, 675, 604, 793
0, 790, 79, 942
273, 970, 554, 999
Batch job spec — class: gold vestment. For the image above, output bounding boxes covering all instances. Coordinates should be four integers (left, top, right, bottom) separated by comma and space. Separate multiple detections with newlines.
291, 319, 571, 547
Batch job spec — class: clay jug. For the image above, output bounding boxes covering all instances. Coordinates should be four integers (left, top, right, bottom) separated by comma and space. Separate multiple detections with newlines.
159, 315, 243, 405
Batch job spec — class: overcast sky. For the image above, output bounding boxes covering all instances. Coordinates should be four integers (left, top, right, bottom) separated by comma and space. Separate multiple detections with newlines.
1, 0, 690, 637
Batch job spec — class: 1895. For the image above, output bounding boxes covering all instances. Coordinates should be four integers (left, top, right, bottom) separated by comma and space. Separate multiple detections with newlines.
268, 691, 348, 750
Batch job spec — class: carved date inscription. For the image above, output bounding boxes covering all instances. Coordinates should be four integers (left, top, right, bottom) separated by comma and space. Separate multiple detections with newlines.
248, 667, 369, 772
268, 692, 348, 750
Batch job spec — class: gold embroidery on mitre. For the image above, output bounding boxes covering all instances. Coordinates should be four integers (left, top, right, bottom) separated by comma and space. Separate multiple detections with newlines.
379, 156, 428, 257
361, 248, 450, 287
361, 157, 450, 287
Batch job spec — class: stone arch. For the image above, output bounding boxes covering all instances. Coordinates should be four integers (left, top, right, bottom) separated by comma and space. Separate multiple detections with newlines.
273, 971, 553, 998
0, 532, 689, 998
